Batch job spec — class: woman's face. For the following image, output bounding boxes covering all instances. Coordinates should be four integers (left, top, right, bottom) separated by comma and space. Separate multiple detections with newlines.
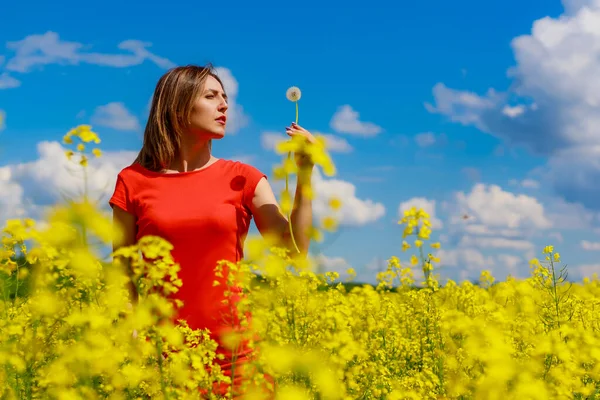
186, 75, 228, 140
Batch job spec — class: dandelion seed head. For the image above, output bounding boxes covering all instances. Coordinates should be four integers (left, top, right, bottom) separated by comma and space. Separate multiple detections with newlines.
286, 86, 301, 102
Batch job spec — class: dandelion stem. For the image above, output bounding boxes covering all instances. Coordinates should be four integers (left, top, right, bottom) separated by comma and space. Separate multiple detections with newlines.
285, 100, 300, 254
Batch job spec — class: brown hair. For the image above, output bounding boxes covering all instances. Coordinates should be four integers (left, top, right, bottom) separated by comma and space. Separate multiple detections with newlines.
135, 64, 225, 171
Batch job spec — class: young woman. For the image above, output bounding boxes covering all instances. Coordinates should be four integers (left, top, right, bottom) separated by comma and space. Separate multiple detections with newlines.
109, 64, 315, 396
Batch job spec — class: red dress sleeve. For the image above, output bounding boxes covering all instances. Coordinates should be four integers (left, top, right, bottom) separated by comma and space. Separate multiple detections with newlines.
109, 172, 136, 215
241, 163, 267, 211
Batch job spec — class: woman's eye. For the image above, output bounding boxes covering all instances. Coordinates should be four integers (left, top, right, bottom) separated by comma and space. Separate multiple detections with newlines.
206, 95, 214, 99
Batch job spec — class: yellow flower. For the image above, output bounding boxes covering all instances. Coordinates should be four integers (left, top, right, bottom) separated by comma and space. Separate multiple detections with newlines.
275, 137, 302, 155
282, 156, 297, 174
77, 143, 85, 152
92, 148, 102, 158
430, 242, 441, 249
76, 125, 101, 143
321, 216, 338, 232
309, 226, 323, 242
418, 225, 431, 239
328, 196, 343, 210
280, 190, 292, 215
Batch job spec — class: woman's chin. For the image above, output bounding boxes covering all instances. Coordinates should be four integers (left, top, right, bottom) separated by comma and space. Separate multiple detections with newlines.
203, 130, 225, 140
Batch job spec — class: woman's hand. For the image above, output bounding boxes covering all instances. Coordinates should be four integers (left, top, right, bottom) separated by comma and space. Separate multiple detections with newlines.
285, 122, 316, 168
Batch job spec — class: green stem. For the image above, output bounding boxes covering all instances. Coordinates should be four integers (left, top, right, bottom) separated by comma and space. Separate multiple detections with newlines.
285, 100, 300, 254
156, 337, 169, 399
13, 247, 22, 305
81, 155, 89, 249
550, 256, 561, 329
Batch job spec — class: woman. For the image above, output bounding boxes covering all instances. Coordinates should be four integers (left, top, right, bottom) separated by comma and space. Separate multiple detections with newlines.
109, 64, 315, 396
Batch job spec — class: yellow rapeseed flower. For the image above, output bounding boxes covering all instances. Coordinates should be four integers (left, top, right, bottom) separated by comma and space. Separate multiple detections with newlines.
321, 216, 338, 232
328, 196, 343, 210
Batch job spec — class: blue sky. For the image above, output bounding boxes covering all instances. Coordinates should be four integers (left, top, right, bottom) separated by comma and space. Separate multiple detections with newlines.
2, 0, 600, 284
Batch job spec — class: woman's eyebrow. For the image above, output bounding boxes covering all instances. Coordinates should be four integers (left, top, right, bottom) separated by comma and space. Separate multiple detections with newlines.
205, 88, 228, 99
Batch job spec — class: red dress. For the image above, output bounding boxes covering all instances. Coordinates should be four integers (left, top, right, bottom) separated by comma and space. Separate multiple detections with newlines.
109, 158, 272, 397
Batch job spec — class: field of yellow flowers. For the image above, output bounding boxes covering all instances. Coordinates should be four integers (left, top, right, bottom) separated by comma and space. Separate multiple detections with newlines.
1, 125, 600, 400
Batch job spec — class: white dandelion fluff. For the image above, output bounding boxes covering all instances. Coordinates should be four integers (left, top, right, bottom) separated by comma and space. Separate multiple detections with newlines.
286, 86, 302, 102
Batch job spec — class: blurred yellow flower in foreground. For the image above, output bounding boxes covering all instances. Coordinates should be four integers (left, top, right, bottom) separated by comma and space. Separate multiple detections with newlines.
0, 124, 597, 400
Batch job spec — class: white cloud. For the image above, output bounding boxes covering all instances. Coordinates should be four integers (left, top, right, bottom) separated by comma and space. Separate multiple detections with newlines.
0, 140, 135, 226
269, 169, 385, 227
509, 178, 541, 189
451, 183, 551, 230
260, 132, 283, 151
365, 257, 388, 273
0, 73, 20, 89
549, 231, 564, 243
521, 179, 541, 189
260, 131, 352, 153
330, 105, 382, 137
423, 3, 600, 211
424, 83, 499, 129
91, 102, 140, 131
496, 254, 523, 276
440, 184, 551, 272
414, 132, 436, 147
4, 31, 174, 73
312, 169, 385, 226
458, 236, 534, 251
318, 133, 352, 153
0, 166, 26, 224
398, 197, 443, 229
431, 183, 568, 282
561, 0, 600, 15
581, 240, 600, 250
436, 248, 526, 282
572, 263, 600, 281
544, 196, 600, 230
214, 67, 249, 134
437, 248, 495, 271
502, 105, 526, 118
313, 254, 353, 277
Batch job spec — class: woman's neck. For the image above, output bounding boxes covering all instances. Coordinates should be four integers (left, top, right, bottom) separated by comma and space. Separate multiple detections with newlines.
167, 138, 215, 172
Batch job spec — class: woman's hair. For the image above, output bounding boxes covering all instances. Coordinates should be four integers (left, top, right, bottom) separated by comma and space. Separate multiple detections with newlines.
135, 63, 225, 171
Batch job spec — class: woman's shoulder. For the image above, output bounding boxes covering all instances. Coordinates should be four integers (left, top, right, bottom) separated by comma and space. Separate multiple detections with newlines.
116, 159, 265, 182
219, 158, 265, 177
116, 162, 145, 179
